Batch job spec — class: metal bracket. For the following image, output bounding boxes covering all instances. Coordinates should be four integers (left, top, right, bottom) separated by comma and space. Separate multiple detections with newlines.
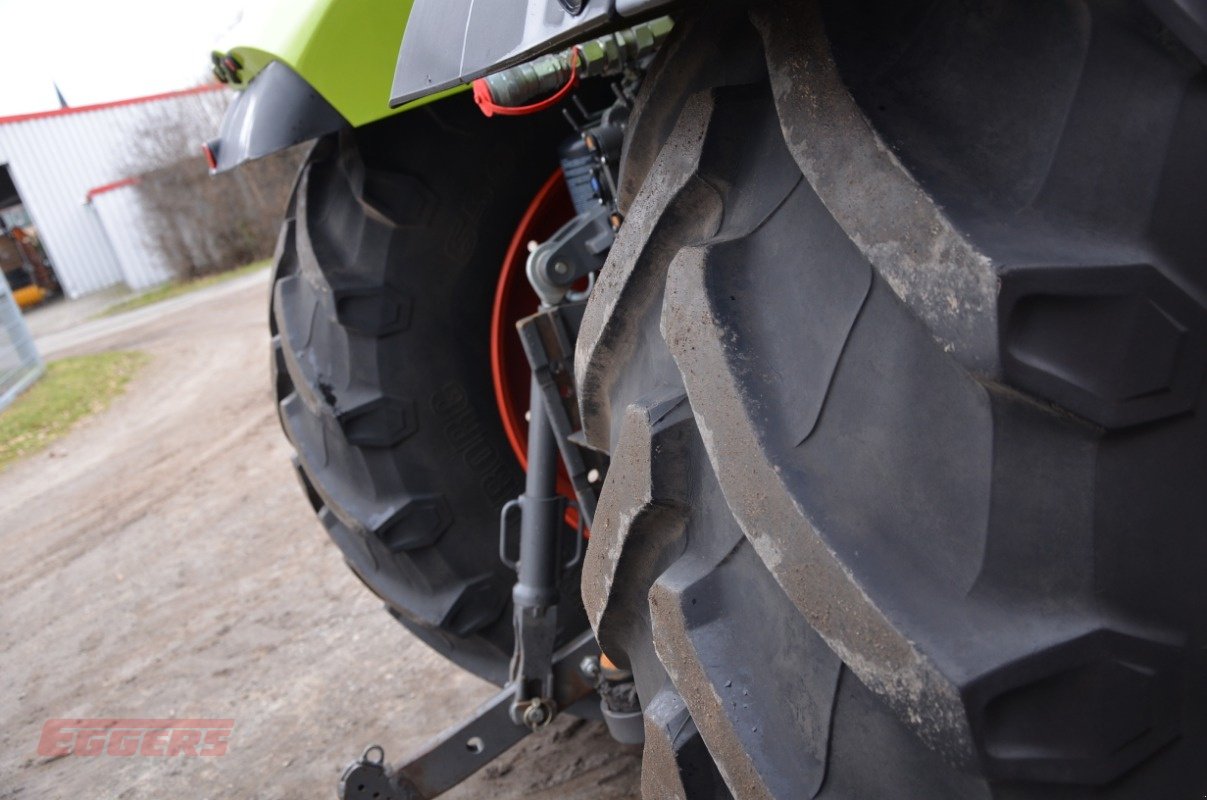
500, 498, 584, 572
337, 633, 599, 800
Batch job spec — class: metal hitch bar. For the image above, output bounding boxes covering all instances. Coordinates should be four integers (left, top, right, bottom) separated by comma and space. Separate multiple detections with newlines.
338, 633, 599, 800
503, 364, 576, 731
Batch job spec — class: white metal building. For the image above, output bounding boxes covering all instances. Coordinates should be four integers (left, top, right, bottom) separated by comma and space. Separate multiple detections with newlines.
0, 85, 229, 299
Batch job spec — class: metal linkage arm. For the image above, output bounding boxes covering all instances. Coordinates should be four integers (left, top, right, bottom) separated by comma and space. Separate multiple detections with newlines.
516, 303, 601, 528
338, 633, 599, 800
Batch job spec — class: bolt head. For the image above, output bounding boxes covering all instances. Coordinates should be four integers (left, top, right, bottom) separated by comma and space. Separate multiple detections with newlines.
523, 702, 552, 729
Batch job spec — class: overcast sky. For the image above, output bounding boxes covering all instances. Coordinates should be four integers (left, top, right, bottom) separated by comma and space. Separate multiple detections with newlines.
0, 0, 247, 117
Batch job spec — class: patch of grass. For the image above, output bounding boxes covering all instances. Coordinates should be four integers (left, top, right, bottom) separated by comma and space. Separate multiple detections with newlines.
0, 351, 148, 472
99, 260, 270, 318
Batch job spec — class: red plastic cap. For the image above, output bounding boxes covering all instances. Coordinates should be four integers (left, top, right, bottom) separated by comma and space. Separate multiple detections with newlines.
472, 79, 496, 118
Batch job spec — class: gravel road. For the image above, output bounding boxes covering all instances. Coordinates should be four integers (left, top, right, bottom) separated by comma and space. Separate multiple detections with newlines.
0, 272, 640, 799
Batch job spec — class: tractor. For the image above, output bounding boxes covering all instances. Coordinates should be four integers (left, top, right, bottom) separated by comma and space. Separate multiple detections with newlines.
208, 1, 1207, 797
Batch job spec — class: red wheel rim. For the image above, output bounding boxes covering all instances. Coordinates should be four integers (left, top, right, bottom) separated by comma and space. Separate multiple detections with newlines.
491, 169, 584, 529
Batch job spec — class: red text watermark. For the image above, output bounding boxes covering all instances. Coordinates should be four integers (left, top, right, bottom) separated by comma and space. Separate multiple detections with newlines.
38, 719, 234, 757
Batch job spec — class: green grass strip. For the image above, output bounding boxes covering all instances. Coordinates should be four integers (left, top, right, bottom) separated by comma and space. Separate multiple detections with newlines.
0, 351, 149, 472
99, 260, 270, 318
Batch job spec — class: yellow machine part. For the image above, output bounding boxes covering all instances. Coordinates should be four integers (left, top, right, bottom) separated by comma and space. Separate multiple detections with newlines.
12, 284, 46, 309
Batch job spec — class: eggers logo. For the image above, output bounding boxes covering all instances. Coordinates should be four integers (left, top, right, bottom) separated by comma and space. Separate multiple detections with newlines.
38, 719, 234, 757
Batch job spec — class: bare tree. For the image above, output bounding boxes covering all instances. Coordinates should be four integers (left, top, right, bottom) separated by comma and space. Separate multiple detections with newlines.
126, 86, 305, 280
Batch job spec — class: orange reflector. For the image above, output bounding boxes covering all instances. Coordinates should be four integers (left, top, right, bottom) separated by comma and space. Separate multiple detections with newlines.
201, 142, 218, 172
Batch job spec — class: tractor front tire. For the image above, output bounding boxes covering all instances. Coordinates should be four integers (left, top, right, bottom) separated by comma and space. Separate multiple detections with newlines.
271, 98, 586, 683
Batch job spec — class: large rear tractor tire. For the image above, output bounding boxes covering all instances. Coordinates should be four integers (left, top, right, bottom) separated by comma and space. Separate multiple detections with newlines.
580, 1, 1207, 797
271, 97, 586, 684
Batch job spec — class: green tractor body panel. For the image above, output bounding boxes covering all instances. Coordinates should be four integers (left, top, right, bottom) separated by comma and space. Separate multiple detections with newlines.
205, 0, 659, 172
213, 0, 458, 128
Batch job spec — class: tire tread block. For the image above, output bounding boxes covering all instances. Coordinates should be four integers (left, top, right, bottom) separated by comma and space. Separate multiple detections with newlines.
584, 392, 693, 656
650, 540, 841, 800
641, 687, 733, 800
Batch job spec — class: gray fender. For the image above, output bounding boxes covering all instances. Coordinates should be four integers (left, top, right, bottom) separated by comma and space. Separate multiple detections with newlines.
390, 0, 674, 107
206, 60, 347, 174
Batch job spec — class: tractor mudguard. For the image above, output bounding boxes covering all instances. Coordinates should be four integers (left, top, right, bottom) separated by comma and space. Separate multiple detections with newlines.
206, 0, 452, 172
205, 61, 346, 174
209, 0, 675, 172
212, 0, 420, 127
390, 0, 674, 106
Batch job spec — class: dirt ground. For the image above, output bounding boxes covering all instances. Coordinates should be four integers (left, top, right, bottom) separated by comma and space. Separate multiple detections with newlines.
0, 274, 640, 799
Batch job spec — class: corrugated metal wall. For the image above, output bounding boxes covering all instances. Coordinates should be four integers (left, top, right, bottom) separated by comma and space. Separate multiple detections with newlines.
0, 87, 229, 299
91, 187, 174, 291
0, 114, 124, 297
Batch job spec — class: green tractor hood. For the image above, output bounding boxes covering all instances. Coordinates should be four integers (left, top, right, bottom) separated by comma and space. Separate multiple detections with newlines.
212, 0, 422, 128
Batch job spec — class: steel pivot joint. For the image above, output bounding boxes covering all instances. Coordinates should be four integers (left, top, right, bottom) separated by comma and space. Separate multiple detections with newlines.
526, 204, 614, 307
